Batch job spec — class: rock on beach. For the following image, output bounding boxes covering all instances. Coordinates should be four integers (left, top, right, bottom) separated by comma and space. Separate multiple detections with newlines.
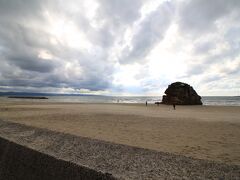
162, 82, 202, 105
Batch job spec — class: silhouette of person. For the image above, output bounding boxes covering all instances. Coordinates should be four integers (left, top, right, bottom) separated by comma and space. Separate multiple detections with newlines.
146, 101, 148, 106
173, 103, 176, 110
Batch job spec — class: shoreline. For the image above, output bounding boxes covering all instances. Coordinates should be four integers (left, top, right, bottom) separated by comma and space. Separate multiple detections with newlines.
1, 96, 240, 106
1, 99, 240, 107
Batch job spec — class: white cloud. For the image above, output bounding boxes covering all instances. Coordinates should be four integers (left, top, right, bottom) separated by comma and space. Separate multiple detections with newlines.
0, 0, 240, 96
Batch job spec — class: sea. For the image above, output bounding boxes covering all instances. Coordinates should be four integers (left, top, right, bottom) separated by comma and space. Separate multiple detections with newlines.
2, 95, 240, 106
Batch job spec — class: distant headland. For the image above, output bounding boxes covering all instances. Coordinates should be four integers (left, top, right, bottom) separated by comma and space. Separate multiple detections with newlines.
8, 96, 48, 99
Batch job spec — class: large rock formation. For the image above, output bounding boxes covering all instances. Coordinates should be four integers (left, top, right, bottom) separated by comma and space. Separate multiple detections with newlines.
162, 82, 202, 105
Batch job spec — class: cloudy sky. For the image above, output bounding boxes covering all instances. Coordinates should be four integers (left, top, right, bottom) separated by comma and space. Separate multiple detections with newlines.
0, 0, 240, 96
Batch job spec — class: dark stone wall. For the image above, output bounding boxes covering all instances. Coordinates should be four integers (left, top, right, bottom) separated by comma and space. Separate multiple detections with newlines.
0, 137, 116, 180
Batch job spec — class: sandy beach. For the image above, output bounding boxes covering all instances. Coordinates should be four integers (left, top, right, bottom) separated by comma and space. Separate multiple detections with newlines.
0, 100, 239, 165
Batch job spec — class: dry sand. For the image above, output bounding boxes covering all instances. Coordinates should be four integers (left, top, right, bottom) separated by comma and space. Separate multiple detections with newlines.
0, 99, 239, 165
1, 120, 239, 179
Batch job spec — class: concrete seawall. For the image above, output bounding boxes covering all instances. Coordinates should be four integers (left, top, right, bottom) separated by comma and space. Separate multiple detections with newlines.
0, 137, 115, 180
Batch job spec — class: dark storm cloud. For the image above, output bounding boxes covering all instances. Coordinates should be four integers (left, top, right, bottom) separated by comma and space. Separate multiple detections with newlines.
8, 55, 55, 73
0, 0, 118, 92
178, 0, 240, 34
0, 0, 44, 19
0, 22, 57, 73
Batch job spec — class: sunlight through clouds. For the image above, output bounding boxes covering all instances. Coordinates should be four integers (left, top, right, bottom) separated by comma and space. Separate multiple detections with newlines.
45, 12, 92, 50
0, 0, 239, 95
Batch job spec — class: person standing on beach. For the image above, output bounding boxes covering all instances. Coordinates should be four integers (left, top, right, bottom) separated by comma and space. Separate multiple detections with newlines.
173, 103, 176, 110
171, 97, 177, 110
146, 101, 148, 106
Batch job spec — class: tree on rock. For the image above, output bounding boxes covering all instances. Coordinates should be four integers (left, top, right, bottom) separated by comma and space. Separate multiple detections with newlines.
162, 82, 202, 105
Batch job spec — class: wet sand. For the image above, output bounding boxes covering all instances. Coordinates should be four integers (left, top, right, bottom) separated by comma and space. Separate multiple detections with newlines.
0, 100, 239, 165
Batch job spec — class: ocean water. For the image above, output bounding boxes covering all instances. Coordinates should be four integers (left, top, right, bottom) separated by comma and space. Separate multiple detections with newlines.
2, 95, 240, 106
201, 96, 240, 106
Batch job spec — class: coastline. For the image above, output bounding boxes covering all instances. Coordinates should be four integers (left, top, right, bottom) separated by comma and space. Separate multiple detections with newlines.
1, 95, 240, 106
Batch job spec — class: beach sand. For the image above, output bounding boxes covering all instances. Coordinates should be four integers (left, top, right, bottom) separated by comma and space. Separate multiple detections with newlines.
0, 100, 239, 165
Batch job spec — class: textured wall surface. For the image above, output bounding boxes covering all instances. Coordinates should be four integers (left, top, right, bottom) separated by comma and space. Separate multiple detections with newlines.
0, 137, 115, 180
